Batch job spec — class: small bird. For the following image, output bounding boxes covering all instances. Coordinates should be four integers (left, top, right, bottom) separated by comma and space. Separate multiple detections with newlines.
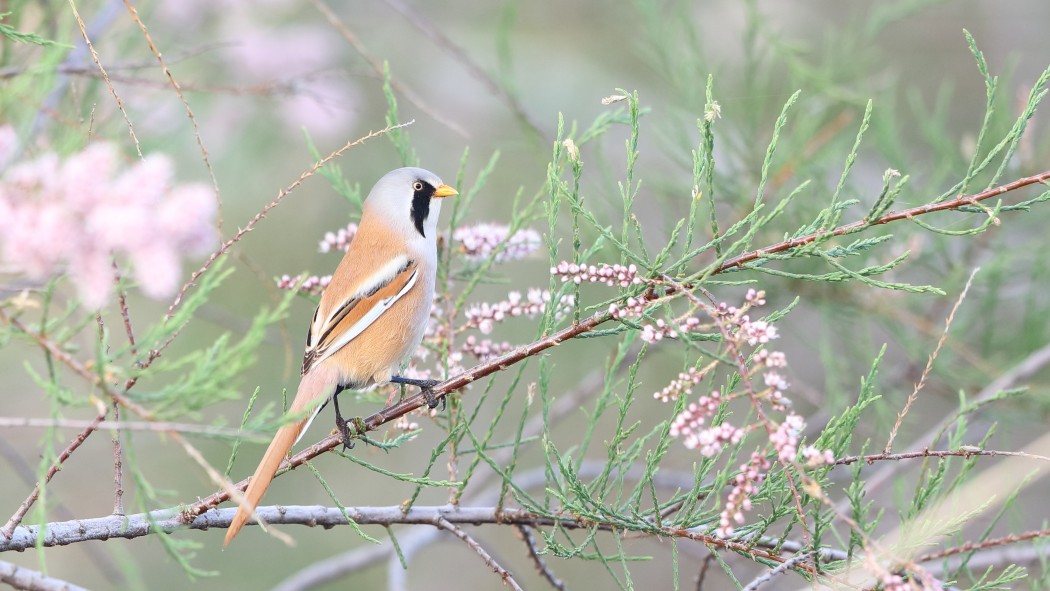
224, 167, 457, 545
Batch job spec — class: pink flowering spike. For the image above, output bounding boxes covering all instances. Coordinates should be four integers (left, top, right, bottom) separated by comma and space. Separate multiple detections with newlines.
653, 366, 708, 402
551, 261, 645, 287
453, 223, 541, 263
464, 288, 572, 332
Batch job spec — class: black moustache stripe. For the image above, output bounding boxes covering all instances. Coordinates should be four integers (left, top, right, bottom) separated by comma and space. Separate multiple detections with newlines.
410, 181, 436, 237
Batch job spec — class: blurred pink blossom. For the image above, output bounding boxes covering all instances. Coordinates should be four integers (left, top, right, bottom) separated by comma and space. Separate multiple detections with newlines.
318, 223, 358, 253
0, 137, 216, 308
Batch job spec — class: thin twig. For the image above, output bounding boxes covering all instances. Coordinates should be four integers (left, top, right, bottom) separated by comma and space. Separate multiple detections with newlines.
434, 517, 523, 591
841, 339, 1050, 512
121, 0, 224, 234
378, 0, 546, 138
0, 440, 126, 586
884, 268, 980, 453
309, 0, 469, 138
515, 524, 565, 590
0, 405, 108, 539
68, 0, 143, 158
160, 121, 412, 328
272, 363, 625, 590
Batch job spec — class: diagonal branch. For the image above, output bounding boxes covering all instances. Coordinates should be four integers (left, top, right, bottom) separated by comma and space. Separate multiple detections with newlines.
434, 517, 523, 591
714, 169, 1050, 273
185, 168, 1050, 520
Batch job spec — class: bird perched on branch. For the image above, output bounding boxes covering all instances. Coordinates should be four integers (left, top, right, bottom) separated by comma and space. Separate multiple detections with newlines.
224, 167, 457, 545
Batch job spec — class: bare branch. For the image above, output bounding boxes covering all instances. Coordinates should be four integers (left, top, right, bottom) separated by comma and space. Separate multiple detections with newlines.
434, 517, 523, 591
0, 560, 90, 591
0, 405, 108, 539
515, 525, 564, 590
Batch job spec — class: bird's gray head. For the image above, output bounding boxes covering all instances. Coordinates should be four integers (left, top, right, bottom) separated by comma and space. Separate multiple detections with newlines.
363, 167, 458, 241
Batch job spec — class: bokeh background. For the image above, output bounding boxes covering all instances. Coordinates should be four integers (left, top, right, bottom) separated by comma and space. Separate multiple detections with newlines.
2, 1, 1050, 589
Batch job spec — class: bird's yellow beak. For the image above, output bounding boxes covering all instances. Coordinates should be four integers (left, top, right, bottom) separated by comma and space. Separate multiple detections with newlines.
433, 184, 458, 198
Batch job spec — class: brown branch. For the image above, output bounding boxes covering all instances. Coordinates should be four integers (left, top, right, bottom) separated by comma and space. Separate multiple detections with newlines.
434, 516, 523, 591
714, 169, 1050, 274
917, 526, 1050, 564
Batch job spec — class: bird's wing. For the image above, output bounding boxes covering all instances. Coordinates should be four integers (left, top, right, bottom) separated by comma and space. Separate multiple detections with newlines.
302, 255, 419, 376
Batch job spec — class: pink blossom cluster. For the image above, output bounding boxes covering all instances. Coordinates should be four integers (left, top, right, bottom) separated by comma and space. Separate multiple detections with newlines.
717, 452, 771, 538
318, 223, 358, 253
276, 273, 331, 295
653, 366, 708, 402
800, 445, 835, 468
461, 335, 515, 361
0, 139, 215, 308
640, 319, 678, 343
607, 295, 650, 319
684, 422, 744, 457
739, 317, 778, 346
669, 391, 722, 435
551, 261, 644, 287
770, 413, 805, 463
463, 288, 572, 334
453, 223, 541, 263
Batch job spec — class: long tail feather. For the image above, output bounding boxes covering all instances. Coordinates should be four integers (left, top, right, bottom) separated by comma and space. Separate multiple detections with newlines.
224, 365, 339, 546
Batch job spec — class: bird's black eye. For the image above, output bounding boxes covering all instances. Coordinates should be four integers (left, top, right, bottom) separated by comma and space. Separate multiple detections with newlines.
413, 181, 424, 191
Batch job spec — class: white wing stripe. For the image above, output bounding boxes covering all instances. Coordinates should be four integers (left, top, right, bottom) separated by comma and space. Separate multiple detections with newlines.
312, 255, 410, 341
312, 268, 419, 368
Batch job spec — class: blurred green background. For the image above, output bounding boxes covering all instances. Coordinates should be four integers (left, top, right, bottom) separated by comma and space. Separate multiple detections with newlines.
2, 0, 1050, 589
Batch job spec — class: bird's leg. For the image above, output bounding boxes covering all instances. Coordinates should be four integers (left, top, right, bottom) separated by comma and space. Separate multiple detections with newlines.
390, 375, 444, 410
331, 385, 355, 450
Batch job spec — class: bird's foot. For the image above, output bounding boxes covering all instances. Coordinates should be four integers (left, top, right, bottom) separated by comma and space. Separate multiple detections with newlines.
334, 414, 355, 451
332, 392, 356, 451
390, 376, 444, 410
421, 385, 445, 411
